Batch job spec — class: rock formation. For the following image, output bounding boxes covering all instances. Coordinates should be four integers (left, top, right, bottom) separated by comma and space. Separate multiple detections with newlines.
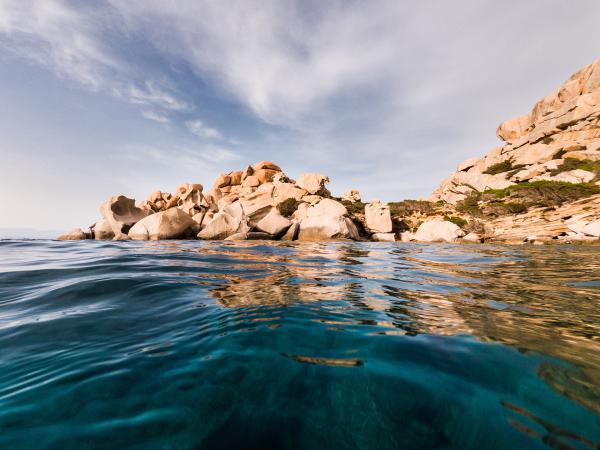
58, 59, 600, 245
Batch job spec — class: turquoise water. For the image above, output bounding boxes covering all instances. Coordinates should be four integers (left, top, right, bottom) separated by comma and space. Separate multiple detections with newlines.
0, 240, 599, 450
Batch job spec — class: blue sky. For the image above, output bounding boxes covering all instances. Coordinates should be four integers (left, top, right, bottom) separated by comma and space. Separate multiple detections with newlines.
1, 0, 600, 231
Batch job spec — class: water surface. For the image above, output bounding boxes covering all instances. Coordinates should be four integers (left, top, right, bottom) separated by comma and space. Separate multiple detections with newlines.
0, 240, 599, 449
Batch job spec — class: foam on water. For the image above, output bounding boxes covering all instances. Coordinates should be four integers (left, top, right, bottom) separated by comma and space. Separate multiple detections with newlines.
0, 240, 599, 449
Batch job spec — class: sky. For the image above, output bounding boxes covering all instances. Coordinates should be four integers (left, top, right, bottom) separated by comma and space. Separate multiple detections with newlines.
1, 0, 599, 232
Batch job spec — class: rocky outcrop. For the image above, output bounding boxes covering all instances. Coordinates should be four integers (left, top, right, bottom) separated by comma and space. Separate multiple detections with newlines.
431, 59, 600, 206
58, 61, 600, 245
128, 208, 195, 240
100, 195, 149, 234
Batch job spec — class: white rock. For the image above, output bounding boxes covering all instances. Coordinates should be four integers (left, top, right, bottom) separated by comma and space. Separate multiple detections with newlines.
197, 212, 241, 240
255, 208, 292, 236
582, 219, 600, 237
297, 173, 330, 195
365, 200, 392, 233
372, 232, 395, 242
129, 208, 196, 240
299, 216, 359, 241
305, 198, 348, 219
462, 233, 481, 243
341, 189, 361, 202
413, 219, 465, 243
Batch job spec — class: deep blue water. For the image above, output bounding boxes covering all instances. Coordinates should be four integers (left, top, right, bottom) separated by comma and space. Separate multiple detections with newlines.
0, 240, 599, 450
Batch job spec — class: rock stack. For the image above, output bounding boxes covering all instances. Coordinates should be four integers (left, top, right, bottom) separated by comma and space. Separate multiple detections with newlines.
59, 161, 391, 242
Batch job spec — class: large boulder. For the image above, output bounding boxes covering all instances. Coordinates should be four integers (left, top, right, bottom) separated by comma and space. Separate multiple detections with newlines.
255, 208, 292, 236
413, 219, 465, 243
298, 199, 359, 240
365, 200, 392, 233
197, 212, 241, 240
297, 173, 331, 196
341, 189, 361, 202
93, 218, 115, 240
57, 228, 88, 240
100, 195, 149, 235
128, 208, 195, 240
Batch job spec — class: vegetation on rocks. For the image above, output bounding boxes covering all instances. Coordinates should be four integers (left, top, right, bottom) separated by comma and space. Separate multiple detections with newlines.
443, 215, 467, 228
341, 200, 366, 215
455, 194, 482, 216
388, 200, 439, 217
483, 159, 525, 175
550, 158, 600, 179
484, 181, 600, 207
277, 198, 299, 218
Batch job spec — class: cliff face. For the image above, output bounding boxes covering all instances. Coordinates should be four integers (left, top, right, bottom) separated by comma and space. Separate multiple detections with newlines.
431, 59, 600, 204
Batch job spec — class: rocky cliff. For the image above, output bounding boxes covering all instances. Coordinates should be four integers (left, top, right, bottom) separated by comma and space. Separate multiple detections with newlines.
425, 59, 600, 243
59, 60, 600, 244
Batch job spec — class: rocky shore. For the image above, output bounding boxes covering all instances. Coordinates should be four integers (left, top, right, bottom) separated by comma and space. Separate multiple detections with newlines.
59, 59, 600, 244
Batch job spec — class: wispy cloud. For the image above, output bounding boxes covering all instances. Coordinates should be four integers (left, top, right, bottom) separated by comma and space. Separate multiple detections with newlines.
0, 0, 189, 119
185, 119, 222, 140
141, 110, 170, 123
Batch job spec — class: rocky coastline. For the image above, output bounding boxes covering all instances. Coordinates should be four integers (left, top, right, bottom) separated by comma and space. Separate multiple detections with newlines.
59, 59, 600, 244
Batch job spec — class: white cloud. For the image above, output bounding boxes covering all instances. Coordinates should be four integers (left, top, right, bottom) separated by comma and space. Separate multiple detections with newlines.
0, 0, 188, 117
141, 110, 170, 123
185, 119, 223, 140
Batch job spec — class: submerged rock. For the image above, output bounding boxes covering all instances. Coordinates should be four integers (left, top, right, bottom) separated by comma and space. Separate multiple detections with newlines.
57, 228, 88, 240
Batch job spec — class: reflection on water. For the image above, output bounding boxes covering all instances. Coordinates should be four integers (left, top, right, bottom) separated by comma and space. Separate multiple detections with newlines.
0, 239, 599, 449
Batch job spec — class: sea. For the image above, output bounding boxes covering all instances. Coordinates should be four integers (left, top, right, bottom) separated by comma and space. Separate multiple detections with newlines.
0, 239, 599, 450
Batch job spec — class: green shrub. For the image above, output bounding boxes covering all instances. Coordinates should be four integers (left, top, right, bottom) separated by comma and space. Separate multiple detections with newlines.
483, 159, 525, 175
277, 198, 299, 217
549, 158, 600, 178
456, 193, 482, 216
484, 180, 600, 207
443, 215, 467, 228
388, 200, 437, 217
341, 200, 366, 215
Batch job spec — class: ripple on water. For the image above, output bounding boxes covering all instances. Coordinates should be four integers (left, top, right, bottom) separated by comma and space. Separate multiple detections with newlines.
0, 239, 599, 449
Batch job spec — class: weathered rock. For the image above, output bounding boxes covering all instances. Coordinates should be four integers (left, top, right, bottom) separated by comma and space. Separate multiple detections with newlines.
128, 208, 195, 240
297, 173, 330, 196
255, 208, 292, 236
252, 161, 281, 172
341, 189, 361, 202
582, 219, 600, 237
413, 219, 465, 243
565, 150, 600, 161
93, 218, 114, 240
100, 195, 149, 235
272, 182, 306, 205
242, 175, 260, 188
281, 222, 300, 241
462, 232, 482, 243
365, 200, 392, 233
298, 216, 359, 241
112, 233, 131, 241
197, 212, 240, 240
305, 199, 348, 219
253, 169, 278, 184
372, 232, 395, 242
533, 169, 595, 184
57, 228, 88, 240
497, 114, 532, 142
457, 158, 479, 172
